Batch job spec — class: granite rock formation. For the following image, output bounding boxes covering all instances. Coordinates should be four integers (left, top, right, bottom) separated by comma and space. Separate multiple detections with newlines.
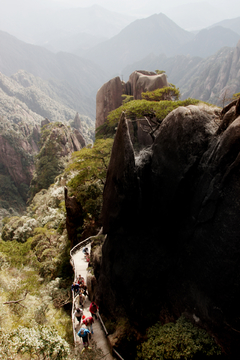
0, 128, 38, 189
97, 99, 240, 356
96, 76, 123, 130
28, 121, 85, 202
95, 70, 168, 129
127, 70, 168, 100
64, 186, 83, 247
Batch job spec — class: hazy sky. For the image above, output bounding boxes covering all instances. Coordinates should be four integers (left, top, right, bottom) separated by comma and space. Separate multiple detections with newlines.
50, 0, 240, 19
1, 0, 240, 18
49, 0, 240, 31
1, 0, 240, 35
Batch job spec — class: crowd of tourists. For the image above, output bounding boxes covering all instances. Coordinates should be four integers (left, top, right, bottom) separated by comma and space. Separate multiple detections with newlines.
71, 247, 99, 353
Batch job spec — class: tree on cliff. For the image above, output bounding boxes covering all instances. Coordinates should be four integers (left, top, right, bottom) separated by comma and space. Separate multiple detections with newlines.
141, 83, 180, 101
66, 138, 114, 235
136, 315, 221, 359
28, 123, 66, 201
96, 97, 200, 141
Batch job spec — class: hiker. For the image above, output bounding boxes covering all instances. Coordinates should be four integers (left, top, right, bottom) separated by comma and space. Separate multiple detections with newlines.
84, 249, 90, 262
82, 247, 88, 255
85, 252, 90, 262
74, 308, 83, 324
77, 275, 82, 284
82, 315, 94, 334
79, 292, 86, 307
77, 328, 91, 351
71, 282, 80, 296
82, 247, 90, 261
79, 278, 88, 295
89, 301, 99, 320
74, 292, 86, 308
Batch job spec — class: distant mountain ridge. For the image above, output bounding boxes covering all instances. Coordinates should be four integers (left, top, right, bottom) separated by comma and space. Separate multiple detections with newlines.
83, 13, 194, 76
175, 26, 240, 58
42, 31, 107, 55
0, 3, 136, 45
0, 69, 91, 222
0, 30, 108, 120
35, 4, 136, 44
1, 12, 240, 123
180, 41, 240, 105
80, 12, 240, 79
122, 39, 240, 107
0, 71, 94, 144
208, 16, 240, 35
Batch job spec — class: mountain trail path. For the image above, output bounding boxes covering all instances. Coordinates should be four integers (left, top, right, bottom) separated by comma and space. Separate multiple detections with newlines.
71, 245, 114, 359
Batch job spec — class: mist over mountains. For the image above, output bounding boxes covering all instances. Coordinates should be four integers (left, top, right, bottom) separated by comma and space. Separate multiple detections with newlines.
0, 2, 240, 128
0, 29, 109, 121
80, 13, 240, 78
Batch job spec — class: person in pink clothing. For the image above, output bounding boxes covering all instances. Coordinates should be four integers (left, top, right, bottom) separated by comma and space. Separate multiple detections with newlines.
89, 301, 99, 320
82, 316, 94, 334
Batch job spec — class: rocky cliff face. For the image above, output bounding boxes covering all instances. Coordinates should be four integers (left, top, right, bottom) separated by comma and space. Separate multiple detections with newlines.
95, 70, 168, 129
0, 117, 85, 224
0, 120, 40, 220
0, 69, 90, 222
98, 99, 240, 356
0, 129, 38, 187
96, 76, 123, 130
28, 120, 86, 202
181, 39, 240, 106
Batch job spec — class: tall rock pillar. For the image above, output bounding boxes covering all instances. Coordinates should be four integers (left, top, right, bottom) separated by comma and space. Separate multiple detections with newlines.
95, 76, 124, 130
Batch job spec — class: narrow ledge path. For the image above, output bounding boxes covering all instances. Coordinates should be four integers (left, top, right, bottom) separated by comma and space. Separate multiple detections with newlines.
71, 243, 114, 359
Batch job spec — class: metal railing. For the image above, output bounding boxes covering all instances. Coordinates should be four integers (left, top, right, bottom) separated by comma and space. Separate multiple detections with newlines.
70, 236, 124, 360
70, 236, 93, 345
97, 312, 125, 360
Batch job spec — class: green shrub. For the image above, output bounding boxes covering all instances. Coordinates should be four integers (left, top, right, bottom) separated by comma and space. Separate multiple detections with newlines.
136, 315, 221, 360
232, 92, 240, 100
142, 84, 180, 101
0, 238, 36, 268
107, 98, 201, 129
66, 138, 113, 235
122, 94, 134, 104
0, 325, 70, 359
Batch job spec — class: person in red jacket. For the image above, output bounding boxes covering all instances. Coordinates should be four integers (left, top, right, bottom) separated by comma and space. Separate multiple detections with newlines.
89, 301, 99, 320
82, 316, 94, 334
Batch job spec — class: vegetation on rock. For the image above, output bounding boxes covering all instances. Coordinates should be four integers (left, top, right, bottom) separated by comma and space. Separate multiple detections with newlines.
141, 84, 180, 101
96, 97, 201, 140
28, 121, 84, 202
136, 315, 221, 360
66, 138, 113, 238
0, 174, 73, 358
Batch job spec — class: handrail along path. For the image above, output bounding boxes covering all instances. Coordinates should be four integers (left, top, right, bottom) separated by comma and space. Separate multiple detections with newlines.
70, 236, 124, 359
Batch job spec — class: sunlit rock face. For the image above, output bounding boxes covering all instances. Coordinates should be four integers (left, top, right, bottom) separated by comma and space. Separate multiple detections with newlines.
95, 70, 168, 130
98, 99, 240, 356
127, 70, 168, 100
96, 76, 123, 130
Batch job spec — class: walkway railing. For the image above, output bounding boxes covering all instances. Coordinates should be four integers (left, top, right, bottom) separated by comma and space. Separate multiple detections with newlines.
97, 312, 125, 360
70, 236, 93, 344
70, 236, 124, 360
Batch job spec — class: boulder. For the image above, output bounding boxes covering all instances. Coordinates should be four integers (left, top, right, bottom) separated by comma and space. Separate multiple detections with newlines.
95, 70, 169, 130
98, 101, 240, 356
127, 70, 168, 99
